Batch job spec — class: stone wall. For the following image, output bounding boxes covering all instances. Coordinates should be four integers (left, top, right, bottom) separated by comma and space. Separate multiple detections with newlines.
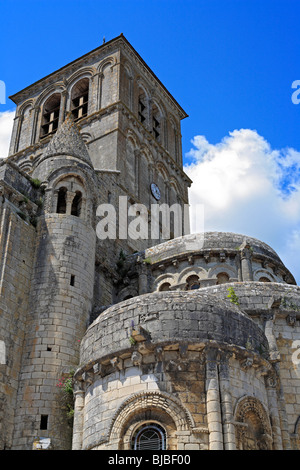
0, 202, 36, 449
0, 162, 40, 449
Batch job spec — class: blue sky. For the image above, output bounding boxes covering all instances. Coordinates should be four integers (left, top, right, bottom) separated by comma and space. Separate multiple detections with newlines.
1, 0, 300, 282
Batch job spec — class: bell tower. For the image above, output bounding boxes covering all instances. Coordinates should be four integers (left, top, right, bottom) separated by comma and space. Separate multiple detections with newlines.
8, 34, 191, 252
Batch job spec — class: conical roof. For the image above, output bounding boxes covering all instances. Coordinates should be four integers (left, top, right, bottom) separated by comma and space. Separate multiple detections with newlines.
41, 114, 93, 168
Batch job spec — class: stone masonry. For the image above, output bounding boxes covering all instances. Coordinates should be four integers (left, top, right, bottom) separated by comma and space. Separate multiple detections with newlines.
0, 34, 299, 450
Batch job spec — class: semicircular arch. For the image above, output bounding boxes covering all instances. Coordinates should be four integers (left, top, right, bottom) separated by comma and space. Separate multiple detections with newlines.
108, 390, 195, 446
177, 266, 208, 284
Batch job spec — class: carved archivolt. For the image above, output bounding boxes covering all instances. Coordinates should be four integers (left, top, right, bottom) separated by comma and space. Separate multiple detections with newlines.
108, 390, 195, 445
234, 396, 272, 450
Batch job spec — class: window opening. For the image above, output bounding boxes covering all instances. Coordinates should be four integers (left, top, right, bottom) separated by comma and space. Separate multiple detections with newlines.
159, 282, 171, 292
56, 187, 67, 214
216, 272, 230, 285
138, 97, 146, 124
40, 415, 48, 430
259, 277, 271, 283
71, 78, 89, 121
132, 423, 166, 450
40, 94, 61, 138
71, 191, 82, 217
186, 275, 200, 290
70, 275, 75, 286
152, 116, 160, 140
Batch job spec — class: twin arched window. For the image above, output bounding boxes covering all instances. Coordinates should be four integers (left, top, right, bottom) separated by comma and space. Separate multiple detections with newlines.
40, 78, 89, 139
56, 186, 83, 218
137, 89, 162, 143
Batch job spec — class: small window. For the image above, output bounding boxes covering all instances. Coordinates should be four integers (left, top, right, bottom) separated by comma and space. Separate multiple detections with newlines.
152, 104, 161, 141
56, 187, 67, 214
216, 272, 230, 285
71, 191, 82, 217
40, 415, 48, 430
159, 282, 171, 292
70, 275, 75, 286
185, 275, 200, 290
152, 116, 160, 140
259, 277, 271, 283
132, 423, 166, 450
138, 95, 146, 124
40, 94, 61, 138
71, 78, 89, 121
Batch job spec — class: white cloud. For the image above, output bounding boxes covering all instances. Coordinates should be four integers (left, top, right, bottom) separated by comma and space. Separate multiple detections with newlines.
0, 110, 15, 158
184, 129, 300, 284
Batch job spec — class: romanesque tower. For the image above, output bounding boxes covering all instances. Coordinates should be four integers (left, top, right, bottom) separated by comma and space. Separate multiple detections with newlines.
10, 116, 98, 449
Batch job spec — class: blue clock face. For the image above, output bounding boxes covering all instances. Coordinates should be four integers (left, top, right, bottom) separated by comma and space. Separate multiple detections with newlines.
150, 183, 161, 200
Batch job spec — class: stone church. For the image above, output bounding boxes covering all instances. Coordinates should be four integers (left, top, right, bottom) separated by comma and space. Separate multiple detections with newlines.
0, 34, 300, 451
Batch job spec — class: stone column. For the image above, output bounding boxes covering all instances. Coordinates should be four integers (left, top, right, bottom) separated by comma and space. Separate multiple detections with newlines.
138, 260, 148, 295
72, 383, 85, 450
98, 72, 104, 110
66, 191, 76, 215
219, 353, 236, 450
265, 372, 283, 450
89, 72, 99, 114
31, 105, 40, 145
134, 149, 141, 199
51, 189, 59, 213
13, 114, 23, 154
205, 348, 223, 450
58, 90, 68, 126
273, 362, 291, 449
239, 240, 253, 281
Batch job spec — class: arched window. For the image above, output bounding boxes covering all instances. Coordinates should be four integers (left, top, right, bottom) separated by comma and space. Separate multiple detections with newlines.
71, 78, 89, 121
53, 176, 86, 218
132, 423, 166, 450
40, 93, 61, 138
159, 282, 171, 292
123, 295, 133, 300
235, 396, 272, 450
138, 90, 146, 125
152, 104, 161, 142
71, 191, 82, 217
56, 187, 67, 214
259, 277, 271, 283
185, 275, 200, 290
216, 272, 230, 285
